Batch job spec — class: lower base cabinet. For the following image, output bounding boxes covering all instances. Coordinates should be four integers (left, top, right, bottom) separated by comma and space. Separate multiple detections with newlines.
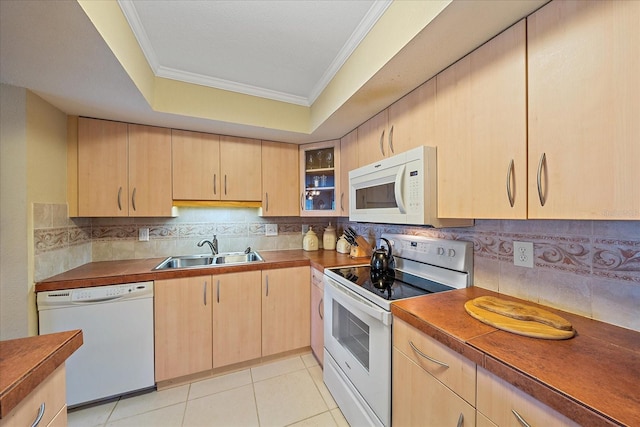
0, 364, 67, 427
476, 366, 580, 427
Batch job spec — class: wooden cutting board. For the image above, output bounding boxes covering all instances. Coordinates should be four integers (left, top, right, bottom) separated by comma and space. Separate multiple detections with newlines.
464, 296, 576, 340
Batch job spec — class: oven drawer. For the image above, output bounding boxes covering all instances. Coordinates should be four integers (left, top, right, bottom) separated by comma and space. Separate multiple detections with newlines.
393, 318, 476, 405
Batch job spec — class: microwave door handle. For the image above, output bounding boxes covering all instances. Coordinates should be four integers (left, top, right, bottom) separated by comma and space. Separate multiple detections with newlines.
394, 165, 407, 214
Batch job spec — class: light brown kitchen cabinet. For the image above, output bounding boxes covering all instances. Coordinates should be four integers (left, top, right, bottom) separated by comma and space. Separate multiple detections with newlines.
338, 129, 357, 216
309, 268, 324, 365
172, 129, 220, 200
436, 20, 527, 219
76, 118, 172, 217
220, 136, 262, 201
299, 140, 341, 216
262, 266, 311, 357
154, 276, 213, 382
0, 364, 67, 427
387, 77, 437, 155
392, 318, 476, 427
211, 271, 261, 368
261, 140, 299, 216
527, 0, 640, 220
477, 366, 580, 427
357, 109, 388, 167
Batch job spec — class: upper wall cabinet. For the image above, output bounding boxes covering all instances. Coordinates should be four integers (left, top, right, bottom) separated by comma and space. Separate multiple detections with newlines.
172, 131, 262, 202
527, 0, 640, 220
76, 117, 172, 217
260, 141, 299, 217
339, 129, 357, 216
300, 140, 341, 216
436, 20, 527, 219
357, 109, 389, 167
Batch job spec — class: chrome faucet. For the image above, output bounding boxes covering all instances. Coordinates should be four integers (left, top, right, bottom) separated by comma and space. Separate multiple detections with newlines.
197, 235, 218, 256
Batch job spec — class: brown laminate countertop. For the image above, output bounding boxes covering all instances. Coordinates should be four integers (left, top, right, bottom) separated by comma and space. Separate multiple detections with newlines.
0, 330, 83, 418
35, 249, 368, 292
392, 288, 640, 427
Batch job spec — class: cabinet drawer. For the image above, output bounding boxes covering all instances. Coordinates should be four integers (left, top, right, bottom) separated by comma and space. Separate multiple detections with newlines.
393, 318, 476, 405
477, 366, 580, 427
311, 268, 324, 291
0, 364, 66, 427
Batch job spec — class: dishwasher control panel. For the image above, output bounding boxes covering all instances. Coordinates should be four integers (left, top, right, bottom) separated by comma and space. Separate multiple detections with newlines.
37, 282, 153, 306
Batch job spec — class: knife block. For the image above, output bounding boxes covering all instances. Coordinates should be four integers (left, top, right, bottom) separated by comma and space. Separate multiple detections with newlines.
350, 246, 369, 259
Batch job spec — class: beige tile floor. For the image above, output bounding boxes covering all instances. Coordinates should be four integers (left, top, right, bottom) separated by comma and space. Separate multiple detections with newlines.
68, 352, 349, 427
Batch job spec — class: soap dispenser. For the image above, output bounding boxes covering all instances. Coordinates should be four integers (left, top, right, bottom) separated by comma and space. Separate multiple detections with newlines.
303, 227, 319, 251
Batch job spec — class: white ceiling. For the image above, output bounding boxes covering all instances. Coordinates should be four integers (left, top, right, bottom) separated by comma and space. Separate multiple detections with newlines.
0, 0, 548, 144
119, 0, 390, 107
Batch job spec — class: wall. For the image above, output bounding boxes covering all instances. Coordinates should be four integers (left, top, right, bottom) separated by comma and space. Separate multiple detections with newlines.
1, 84, 29, 340
338, 218, 640, 333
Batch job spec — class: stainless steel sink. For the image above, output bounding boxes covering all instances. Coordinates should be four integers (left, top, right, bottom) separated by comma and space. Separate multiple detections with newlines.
153, 251, 263, 270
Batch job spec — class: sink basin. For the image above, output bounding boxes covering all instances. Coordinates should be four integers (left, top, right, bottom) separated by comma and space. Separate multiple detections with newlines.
153, 251, 264, 270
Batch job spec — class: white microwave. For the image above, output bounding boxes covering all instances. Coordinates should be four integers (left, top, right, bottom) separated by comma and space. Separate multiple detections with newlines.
349, 146, 472, 228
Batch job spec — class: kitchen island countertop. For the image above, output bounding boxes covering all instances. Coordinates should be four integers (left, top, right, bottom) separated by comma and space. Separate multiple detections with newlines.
392, 287, 640, 426
0, 330, 83, 418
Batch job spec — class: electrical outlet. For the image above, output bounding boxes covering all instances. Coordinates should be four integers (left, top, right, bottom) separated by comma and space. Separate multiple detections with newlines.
138, 227, 149, 242
513, 241, 534, 268
265, 224, 278, 236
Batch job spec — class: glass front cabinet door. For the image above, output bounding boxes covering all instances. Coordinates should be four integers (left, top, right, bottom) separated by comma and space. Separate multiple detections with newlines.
299, 140, 341, 217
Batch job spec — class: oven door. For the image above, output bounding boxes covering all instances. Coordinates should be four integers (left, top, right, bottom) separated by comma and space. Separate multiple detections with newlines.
323, 276, 392, 426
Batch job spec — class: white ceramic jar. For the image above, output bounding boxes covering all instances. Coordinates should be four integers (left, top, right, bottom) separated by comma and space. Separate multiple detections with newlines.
323, 222, 337, 250
303, 227, 319, 251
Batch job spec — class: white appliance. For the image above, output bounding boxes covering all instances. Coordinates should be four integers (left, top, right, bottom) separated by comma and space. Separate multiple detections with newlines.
349, 145, 472, 228
37, 282, 155, 408
323, 234, 473, 427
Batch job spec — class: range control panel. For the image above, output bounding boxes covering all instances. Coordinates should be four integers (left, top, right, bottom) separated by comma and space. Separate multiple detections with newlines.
382, 233, 473, 273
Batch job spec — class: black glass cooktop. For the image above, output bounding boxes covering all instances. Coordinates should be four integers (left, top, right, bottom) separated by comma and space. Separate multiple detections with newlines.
328, 265, 454, 301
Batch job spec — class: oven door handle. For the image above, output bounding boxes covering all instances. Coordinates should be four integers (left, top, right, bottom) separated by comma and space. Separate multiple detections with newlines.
325, 278, 392, 326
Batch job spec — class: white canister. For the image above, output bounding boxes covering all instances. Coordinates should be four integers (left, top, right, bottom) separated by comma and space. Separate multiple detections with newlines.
336, 234, 351, 254
303, 227, 319, 251
323, 222, 337, 250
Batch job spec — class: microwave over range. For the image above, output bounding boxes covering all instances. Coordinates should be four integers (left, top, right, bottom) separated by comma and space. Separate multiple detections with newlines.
349, 146, 472, 228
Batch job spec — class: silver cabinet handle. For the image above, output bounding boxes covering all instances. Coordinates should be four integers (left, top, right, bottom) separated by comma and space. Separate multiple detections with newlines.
203, 281, 207, 306
213, 173, 217, 195
31, 402, 45, 427
506, 159, 515, 208
117, 187, 123, 211
512, 409, 532, 427
300, 193, 304, 210
265, 275, 269, 297
265, 192, 269, 212
456, 412, 464, 427
409, 341, 449, 368
216, 280, 220, 303
224, 174, 227, 195
318, 297, 324, 320
388, 125, 394, 154
537, 153, 547, 206
340, 192, 344, 212
378, 129, 386, 157
131, 187, 137, 211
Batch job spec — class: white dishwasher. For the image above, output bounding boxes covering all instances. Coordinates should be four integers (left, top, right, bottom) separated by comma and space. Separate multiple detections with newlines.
37, 281, 155, 408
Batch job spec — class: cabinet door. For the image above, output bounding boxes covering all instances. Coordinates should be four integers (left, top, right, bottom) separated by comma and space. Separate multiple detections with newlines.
219, 136, 262, 201
477, 366, 580, 427
172, 129, 221, 200
310, 268, 324, 365
392, 347, 476, 427
78, 118, 128, 217
300, 140, 340, 217
388, 77, 437, 156
527, 0, 640, 219
262, 266, 311, 357
128, 124, 173, 216
339, 130, 357, 216
155, 277, 212, 381
357, 109, 388, 167
212, 271, 261, 368
437, 20, 527, 219
261, 141, 299, 216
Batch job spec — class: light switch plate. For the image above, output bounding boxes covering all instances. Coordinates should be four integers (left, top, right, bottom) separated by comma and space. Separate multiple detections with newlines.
513, 241, 534, 268
265, 224, 278, 236
139, 227, 149, 242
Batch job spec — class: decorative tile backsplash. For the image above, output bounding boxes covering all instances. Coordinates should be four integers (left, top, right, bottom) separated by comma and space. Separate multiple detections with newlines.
33, 204, 639, 332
